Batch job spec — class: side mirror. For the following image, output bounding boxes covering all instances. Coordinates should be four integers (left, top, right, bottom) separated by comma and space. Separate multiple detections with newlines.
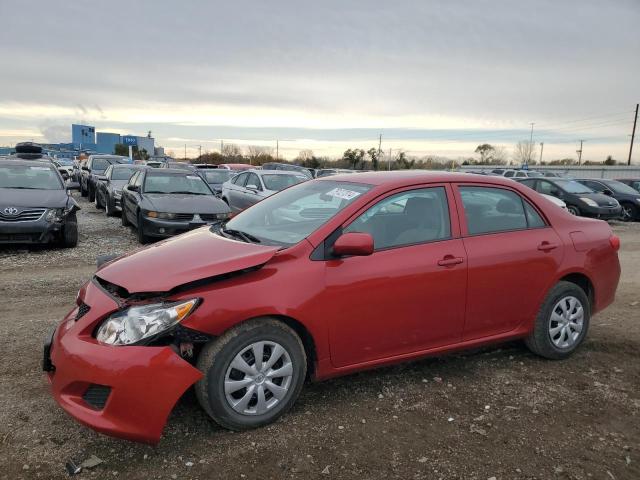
66, 181, 80, 192
603, 189, 613, 196
96, 175, 108, 182
550, 189, 560, 197
81, 166, 89, 171
333, 232, 374, 257
127, 184, 139, 192
246, 184, 259, 191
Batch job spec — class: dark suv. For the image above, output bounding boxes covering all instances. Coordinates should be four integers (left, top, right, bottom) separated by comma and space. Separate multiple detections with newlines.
80, 155, 129, 201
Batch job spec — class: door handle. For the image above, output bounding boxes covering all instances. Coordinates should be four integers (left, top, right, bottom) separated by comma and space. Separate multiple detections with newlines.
537, 241, 559, 252
437, 255, 464, 267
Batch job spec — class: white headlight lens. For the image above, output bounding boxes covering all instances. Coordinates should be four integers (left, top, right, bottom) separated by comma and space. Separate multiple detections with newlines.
96, 299, 198, 346
579, 197, 598, 207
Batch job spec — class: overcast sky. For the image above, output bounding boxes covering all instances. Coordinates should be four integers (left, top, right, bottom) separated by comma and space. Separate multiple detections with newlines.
0, 0, 638, 162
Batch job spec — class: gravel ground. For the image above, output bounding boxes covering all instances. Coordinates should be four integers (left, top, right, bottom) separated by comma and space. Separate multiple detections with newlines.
0, 194, 639, 480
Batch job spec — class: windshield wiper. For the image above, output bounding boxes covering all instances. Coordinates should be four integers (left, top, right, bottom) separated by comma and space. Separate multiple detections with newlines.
221, 225, 261, 243
169, 191, 207, 195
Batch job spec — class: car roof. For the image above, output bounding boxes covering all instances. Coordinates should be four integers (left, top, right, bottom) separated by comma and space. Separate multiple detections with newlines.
255, 169, 308, 176
319, 170, 527, 188
0, 158, 55, 167
146, 168, 198, 175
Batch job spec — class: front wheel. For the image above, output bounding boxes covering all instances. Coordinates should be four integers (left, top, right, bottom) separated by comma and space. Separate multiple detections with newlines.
95, 191, 103, 209
525, 281, 590, 360
196, 319, 307, 431
88, 184, 95, 202
59, 213, 78, 248
105, 196, 115, 217
567, 205, 581, 216
136, 211, 149, 244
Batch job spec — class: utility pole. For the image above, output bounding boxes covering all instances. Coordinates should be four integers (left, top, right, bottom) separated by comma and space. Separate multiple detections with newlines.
577, 140, 584, 165
528, 122, 535, 166
276, 140, 279, 161
377, 134, 382, 171
220, 140, 224, 154
184, 144, 187, 162
388, 148, 392, 171
197, 145, 202, 161
539, 142, 544, 164
628, 103, 639, 165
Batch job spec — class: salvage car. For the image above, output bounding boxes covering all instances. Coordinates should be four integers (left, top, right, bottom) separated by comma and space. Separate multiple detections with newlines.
94, 164, 147, 216
120, 168, 231, 243
0, 158, 79, 246
575, 178, 640, 221
517, 177, 621, 218
80, 155, 129, 201
221, 169, 308, 213
44, 171, 620, 443
199, 168, 234, 195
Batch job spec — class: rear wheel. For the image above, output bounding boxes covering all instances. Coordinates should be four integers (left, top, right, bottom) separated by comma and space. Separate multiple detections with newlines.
80, 181, 87, 197
88, 184, 95, 202
621, 202, 638, 222
567, 205, 581, 216
95, 190, 103, 209
525, 281, 590, 360
196, 319, 307, 431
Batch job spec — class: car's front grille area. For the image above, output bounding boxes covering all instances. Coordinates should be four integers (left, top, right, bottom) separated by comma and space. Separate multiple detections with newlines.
0, 233, 41, 242
173, 213, 194, 221
82, 384, 111, 410
199, 213, 226, 221
75, 303, 90, 321
0, 208, 47, 222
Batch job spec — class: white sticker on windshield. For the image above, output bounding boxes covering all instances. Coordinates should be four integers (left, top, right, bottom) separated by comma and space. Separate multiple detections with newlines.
326, 187, 362, 200
30, 166, 51, 170
186, 175, 200, 180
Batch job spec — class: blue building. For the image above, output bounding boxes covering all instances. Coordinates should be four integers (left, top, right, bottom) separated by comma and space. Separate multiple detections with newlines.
71, 124, 96, 150
96, 132, 121, 154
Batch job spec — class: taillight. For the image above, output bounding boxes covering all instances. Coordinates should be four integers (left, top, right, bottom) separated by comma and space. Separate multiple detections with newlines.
609, 235, 620, 251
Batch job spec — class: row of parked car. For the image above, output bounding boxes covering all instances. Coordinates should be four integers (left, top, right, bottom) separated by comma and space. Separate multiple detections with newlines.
468, 169, 640, 222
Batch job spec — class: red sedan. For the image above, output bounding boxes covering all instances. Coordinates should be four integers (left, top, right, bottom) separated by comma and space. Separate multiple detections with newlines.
44, 171, 621, 443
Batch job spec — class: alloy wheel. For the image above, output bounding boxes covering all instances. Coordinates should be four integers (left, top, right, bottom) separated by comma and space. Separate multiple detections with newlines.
224, 341, 293, 416
548, 296, 584, 349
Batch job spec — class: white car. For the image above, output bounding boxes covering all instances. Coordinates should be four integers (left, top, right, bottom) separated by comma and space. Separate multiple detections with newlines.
541, 193, 568, 211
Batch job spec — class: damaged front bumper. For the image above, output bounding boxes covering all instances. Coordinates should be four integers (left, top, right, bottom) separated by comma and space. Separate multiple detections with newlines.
44, 280, 203, 444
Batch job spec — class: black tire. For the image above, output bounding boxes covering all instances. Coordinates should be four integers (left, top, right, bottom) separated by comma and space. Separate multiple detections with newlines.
525, 281, 590, 360
567, 205, 580, 216
136, 211, 149, 244
88, 184, 95, 202
95, 190, 103, 209
195, 318, 307, 431
621, 202, 638, 222
80, 180, 87, 197
105, 195, 115, 217
121, 206, 130, 226
59, 213, 78, 248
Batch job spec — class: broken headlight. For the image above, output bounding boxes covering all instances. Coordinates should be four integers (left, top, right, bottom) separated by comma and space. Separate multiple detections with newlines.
95, 299, 199, 346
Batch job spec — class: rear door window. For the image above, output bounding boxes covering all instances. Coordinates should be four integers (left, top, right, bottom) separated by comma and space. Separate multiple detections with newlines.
459, 186, 530, 235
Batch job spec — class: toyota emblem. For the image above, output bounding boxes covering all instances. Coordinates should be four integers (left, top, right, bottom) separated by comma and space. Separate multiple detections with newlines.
3, 207, 19, 216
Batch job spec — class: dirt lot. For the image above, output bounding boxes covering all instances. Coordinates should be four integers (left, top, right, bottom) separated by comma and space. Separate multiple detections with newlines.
0, 194, 638, 480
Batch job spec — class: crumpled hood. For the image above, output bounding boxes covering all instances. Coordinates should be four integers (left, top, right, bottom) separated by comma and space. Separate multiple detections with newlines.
96, 227, 279, 293
0, 188, 70, 209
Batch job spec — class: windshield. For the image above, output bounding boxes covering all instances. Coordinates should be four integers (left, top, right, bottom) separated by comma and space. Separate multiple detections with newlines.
555, 179, 594, 194
603, 180, 640, 195
224, 180, 372, 246
527, 171, 543, 177
203, 170, 232, 184
111, 167, 139, 181
92, 158, 112, 171
0, 164, 63, 190
143, 172, 212, 194
262, 174, 307, 191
